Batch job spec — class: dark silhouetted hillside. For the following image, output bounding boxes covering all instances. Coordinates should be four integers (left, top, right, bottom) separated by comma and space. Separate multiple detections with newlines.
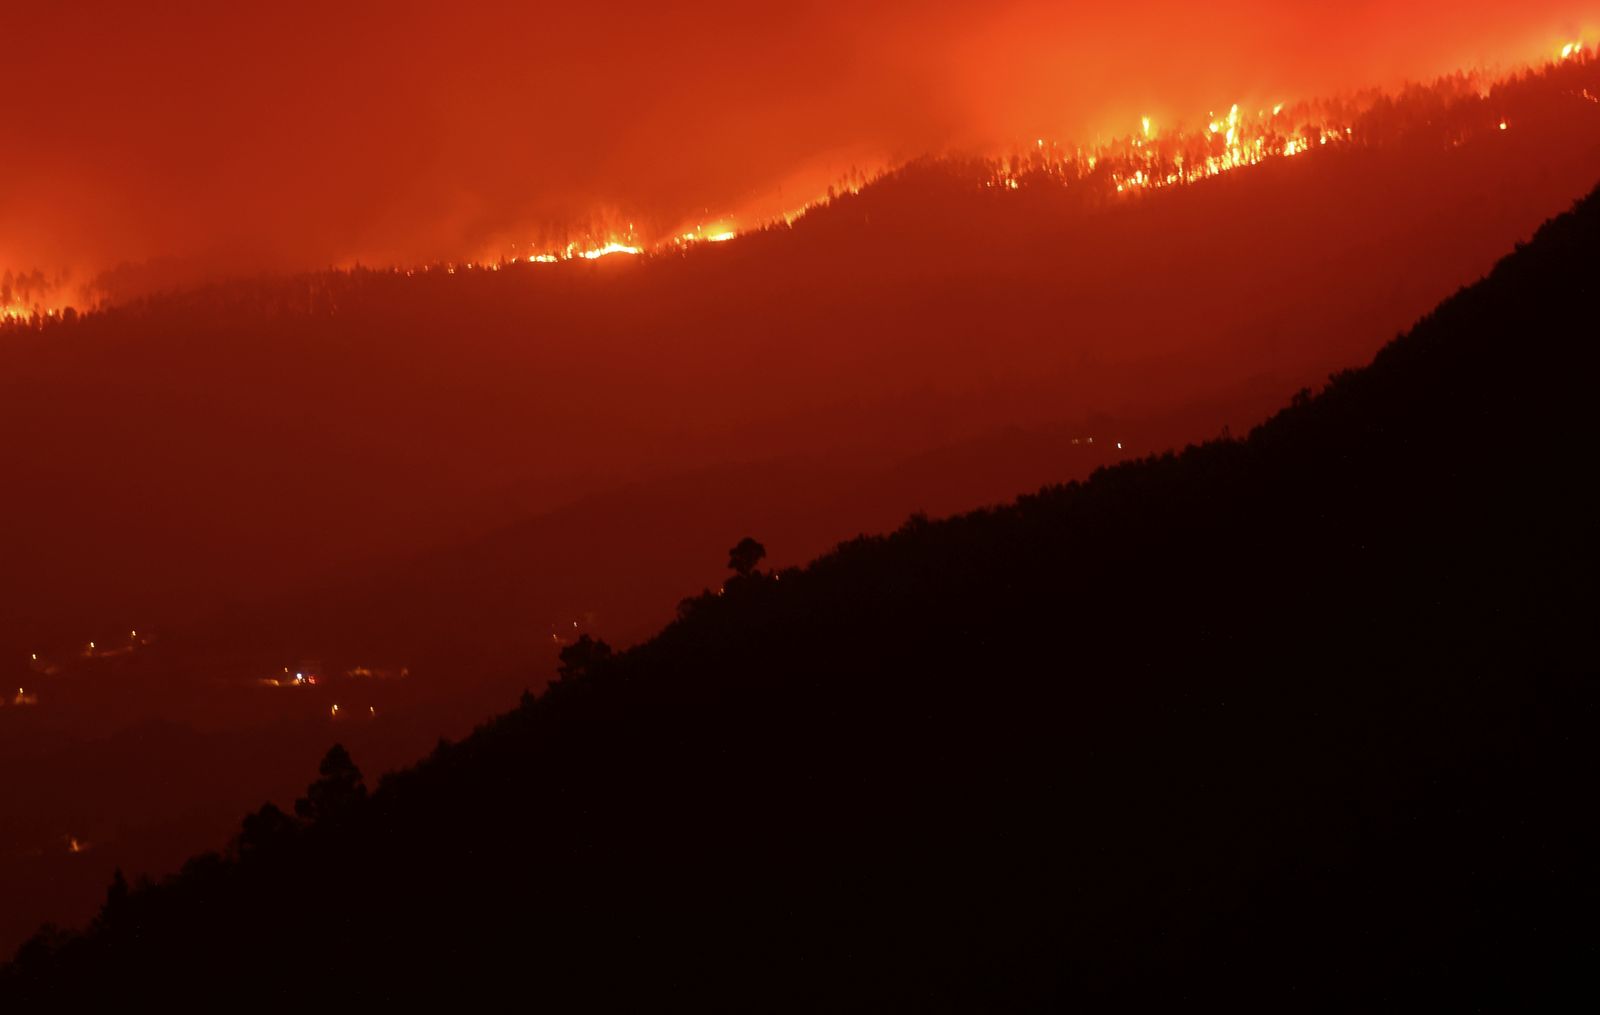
4, 174, 1597, 1010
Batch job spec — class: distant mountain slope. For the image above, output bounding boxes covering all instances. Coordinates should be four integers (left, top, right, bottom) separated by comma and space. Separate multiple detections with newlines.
5, 176, 1596, 1009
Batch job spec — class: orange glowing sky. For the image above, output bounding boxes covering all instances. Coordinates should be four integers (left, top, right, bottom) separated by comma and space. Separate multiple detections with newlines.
1, 1, 1595, 287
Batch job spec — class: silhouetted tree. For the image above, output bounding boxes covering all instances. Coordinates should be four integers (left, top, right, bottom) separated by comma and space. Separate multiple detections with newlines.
238, 802, 299, 859
558, 634, 613, 682
676, 595, 700, 621
728, 537, 766, 578
101, 869, 130, 926
9, 924, 72, 973
294, 744, 367, 824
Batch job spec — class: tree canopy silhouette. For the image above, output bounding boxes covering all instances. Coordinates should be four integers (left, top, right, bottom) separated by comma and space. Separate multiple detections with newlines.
556, 634, 612, 682
727, 537, 766, 577
293, 744, 366, 825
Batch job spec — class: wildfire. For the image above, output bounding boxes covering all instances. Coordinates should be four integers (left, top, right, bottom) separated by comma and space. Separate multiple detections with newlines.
978, 43, 1600, 206
485, 44, 1589, 266
1, 269, 94, 327
986, 94, 1362, 201
577, 242, 643, 260
3, 301, 71, 324
432, 174, 870, 275
8, 39, 1596, 321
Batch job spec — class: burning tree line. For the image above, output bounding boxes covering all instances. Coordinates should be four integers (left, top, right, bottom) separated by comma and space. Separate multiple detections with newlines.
3, 47, 1595, 334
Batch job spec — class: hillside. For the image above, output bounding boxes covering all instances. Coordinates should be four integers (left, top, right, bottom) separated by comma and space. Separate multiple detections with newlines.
9, 61, 1600, 955
4, 177, 1596, 1009
6, 59, 1600, 663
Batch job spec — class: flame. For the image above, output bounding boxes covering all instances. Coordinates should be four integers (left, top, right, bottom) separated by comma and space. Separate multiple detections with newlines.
1, 269, 97, 326
447, 173, 869, 273
576, 242, 643, 260
987, 92, 1363, 199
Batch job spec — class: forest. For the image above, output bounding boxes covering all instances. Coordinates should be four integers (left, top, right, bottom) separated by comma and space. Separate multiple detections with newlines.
3, 170, 1595, 1009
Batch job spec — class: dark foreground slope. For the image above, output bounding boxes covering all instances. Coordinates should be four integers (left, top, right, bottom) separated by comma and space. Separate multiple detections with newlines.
6, 188, 1598, 1009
